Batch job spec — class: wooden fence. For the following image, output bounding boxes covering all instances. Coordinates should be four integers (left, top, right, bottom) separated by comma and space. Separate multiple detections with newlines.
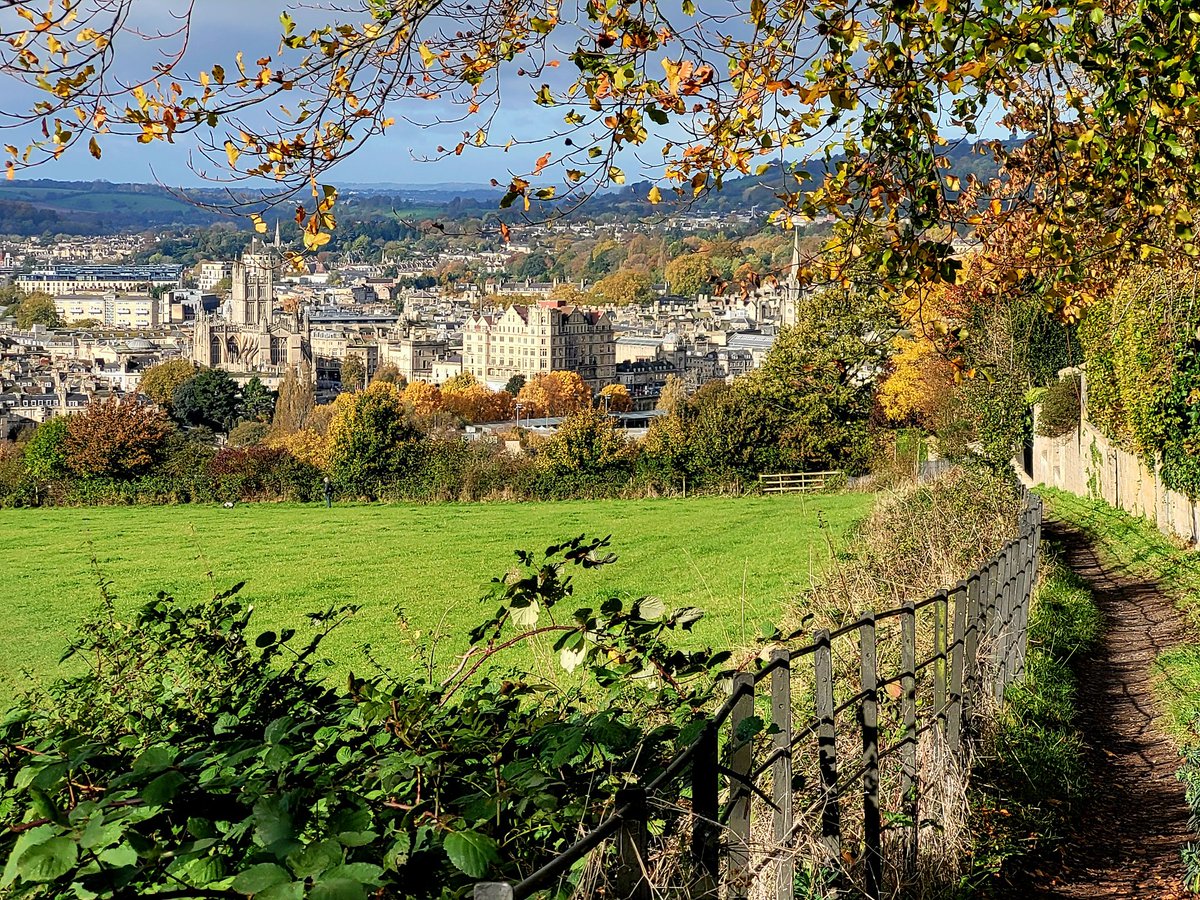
475, 494, 1044, 900
758, 471, 844, 494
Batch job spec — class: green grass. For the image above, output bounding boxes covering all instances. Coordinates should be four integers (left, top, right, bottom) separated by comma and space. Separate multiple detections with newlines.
1042, 488, 1200, 744
965, 547, 1100, 894
0, 495, 869, 696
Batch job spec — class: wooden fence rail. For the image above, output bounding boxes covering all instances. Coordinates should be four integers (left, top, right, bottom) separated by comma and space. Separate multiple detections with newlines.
758, 471, 844, 494
476, 494, 1044, 900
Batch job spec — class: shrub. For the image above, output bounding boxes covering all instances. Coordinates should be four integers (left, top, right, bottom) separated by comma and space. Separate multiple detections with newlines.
1037, 374, 1082, 438
0, 537, 728, 900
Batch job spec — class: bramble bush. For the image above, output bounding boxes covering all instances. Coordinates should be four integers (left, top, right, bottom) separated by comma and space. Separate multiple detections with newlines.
0, 537, 730, 899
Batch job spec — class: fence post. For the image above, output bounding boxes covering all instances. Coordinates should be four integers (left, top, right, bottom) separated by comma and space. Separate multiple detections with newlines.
900, 601, 918, 874
993, 551, 1011, 705
814, 630, 842, 891
1012, 533, 1030, 679
691, 722, 719, 898
947, 582, 967, 756
934, 590, 948, 733
859, 614, 882, 900
614, 787, 650, 900
963, 573, 982, 735
728, 672, 755, 900
770, 649, 794, 900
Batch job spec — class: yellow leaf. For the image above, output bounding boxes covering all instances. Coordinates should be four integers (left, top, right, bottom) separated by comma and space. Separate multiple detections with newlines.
418, 43, 435, 67
250, 213, 268, 234
88, 137, 100, 159
648, 185, 662, 204
225, 140, 240, 168
303, 230, 331, 250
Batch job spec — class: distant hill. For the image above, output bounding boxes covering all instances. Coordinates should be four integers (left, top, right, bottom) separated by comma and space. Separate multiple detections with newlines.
0, 179, 232, 234
0, 141, 1009, 236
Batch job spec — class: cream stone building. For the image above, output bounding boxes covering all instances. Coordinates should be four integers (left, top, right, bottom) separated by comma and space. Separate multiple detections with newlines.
462, 299, 615, 392
53, 292, 160, 329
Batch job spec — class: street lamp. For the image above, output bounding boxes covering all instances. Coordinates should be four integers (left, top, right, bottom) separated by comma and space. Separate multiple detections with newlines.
515, 402, 524, 430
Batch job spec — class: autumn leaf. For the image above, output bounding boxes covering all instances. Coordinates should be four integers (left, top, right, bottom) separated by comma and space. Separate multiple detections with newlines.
648, 185, 662, 204
533, 151, 551, 175
224, 140, 240, 168
499, 222, 511, 243
88, 137, 101, 159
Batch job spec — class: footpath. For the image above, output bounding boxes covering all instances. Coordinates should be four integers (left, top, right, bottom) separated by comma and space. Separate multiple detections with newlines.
1023, 523, 1192, 899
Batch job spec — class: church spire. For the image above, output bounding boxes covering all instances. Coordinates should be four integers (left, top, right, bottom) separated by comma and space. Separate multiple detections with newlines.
274, 219, 281, 250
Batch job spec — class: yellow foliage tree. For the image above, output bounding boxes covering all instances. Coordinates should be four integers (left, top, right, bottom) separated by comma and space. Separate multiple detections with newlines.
516, 371, 592, 418
598, 383, 634, 413
403, 381, 444, 418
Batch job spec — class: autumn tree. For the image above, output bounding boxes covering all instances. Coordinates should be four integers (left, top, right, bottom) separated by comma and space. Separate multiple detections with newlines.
13, 293, 61, 330
598, 383, 634, 413
517, 372, 592, 418
370, 363, 404, 386
403, 381, 444, 419
63, 399, 173, 479
340, 354, 366, 392
656, 375, 688, 415
328, 383, 422, 496
665, 255, 716, 298
592, 271, 653, 306
139, 359, 196, 410
273, 363, 316, 434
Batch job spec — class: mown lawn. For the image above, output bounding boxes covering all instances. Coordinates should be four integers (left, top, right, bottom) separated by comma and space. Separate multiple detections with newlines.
0, 494, 870, 696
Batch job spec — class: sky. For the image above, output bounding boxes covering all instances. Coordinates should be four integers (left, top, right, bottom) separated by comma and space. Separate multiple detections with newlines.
0, 0, 589, 189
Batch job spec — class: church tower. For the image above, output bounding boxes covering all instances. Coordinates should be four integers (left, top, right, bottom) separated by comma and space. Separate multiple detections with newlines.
780, 228, 802, 328
230, 241, 274, 326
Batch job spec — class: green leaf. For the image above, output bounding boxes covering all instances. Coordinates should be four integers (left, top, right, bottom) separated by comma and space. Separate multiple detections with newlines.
634, 596, 666, 619
735, 715, 764, 742
16, 836, 77, 883
140, 771, 186, 806
132, 746, 175, 774
287, 839, 342, 878
310, 878, 366, 900
257, 883, 304, 900
231, 863, 291, 895
98, 843, 137, 869
2, 825, 56, 887
324, 863, 383, 884
443, 830, 500, 878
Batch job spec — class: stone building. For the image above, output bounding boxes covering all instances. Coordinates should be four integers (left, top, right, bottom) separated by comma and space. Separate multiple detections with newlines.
191, 243, 311, 386
462, 299, 615, 392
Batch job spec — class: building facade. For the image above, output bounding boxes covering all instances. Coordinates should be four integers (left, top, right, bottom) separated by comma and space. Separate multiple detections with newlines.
462, 300, 615, 392
53, 292, 160, 329
17, 264, 182, 296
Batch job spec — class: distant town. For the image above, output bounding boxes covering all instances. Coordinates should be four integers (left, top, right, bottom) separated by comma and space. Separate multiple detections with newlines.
0, 213, 809, 436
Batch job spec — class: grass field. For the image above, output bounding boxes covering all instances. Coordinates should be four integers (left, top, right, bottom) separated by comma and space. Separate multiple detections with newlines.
0, 495, 870, 696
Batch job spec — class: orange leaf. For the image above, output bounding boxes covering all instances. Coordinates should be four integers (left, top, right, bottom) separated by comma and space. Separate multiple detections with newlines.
533, 151, 551, 175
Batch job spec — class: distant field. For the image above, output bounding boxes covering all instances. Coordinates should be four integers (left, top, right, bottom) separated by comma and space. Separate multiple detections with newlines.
0, 186, 199, 213
0, 495, 870, 695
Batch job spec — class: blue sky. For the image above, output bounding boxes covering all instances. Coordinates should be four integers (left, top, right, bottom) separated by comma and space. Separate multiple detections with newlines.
1, 0, 584, 188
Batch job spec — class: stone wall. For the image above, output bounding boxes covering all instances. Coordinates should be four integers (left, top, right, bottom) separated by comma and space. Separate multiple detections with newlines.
1033, 374, 1200, 544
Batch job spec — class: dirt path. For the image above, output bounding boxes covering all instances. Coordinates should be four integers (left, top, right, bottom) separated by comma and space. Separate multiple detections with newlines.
1023, 522, 1193, 899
